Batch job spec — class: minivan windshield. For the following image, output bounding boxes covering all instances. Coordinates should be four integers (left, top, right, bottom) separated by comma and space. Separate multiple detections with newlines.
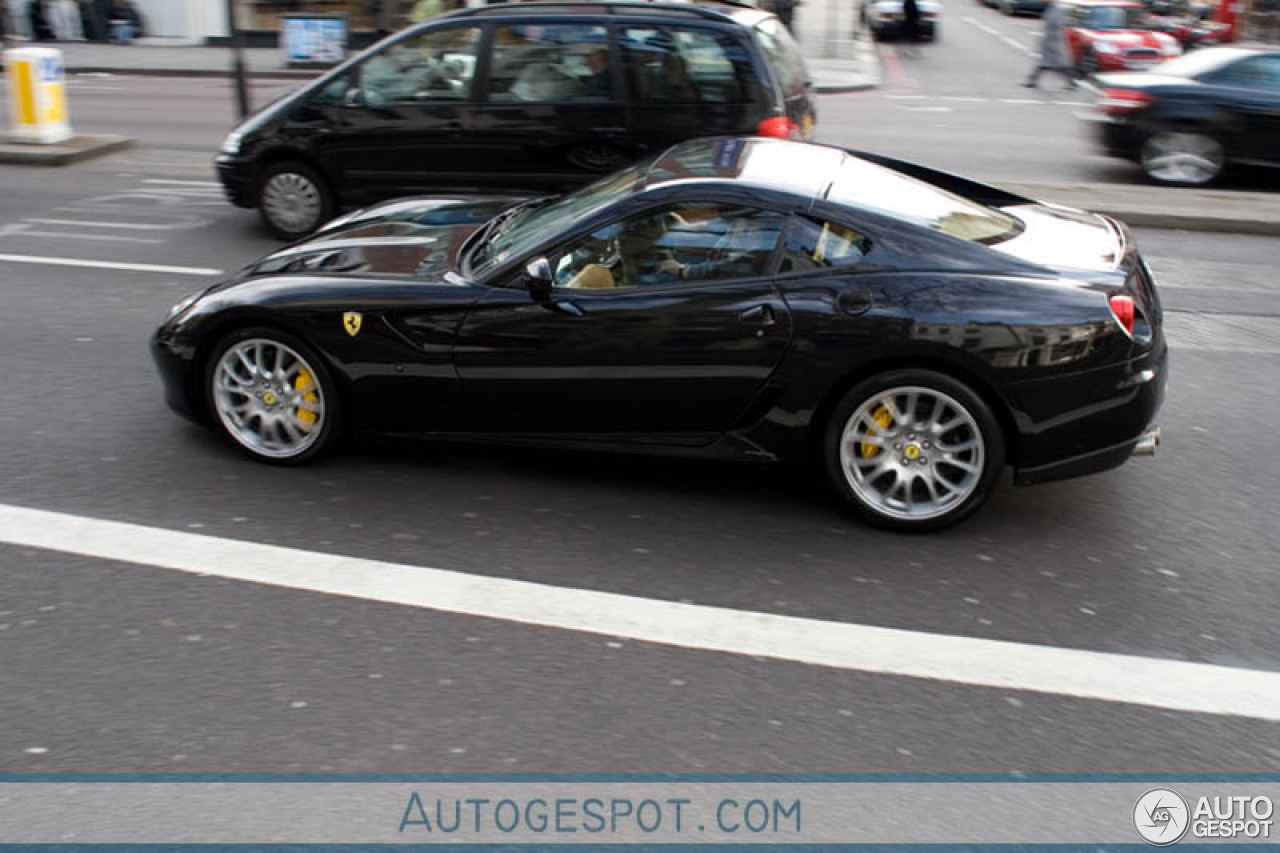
827, 156, 1021, 244
467, 161, 652, 275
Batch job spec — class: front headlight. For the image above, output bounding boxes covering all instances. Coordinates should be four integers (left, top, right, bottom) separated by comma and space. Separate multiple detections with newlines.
166, 292, 201, 322
1095, 40, 1119, 54
219, 130, 243, 155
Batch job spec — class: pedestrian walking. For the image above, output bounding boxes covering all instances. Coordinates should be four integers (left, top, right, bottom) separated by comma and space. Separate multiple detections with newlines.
45, 0, 82, 40
1023, 0, 1077, 89
0, 0, 11, 45
901, 0, 922, 54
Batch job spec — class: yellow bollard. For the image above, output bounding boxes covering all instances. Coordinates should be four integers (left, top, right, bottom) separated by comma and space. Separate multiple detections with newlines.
4, 47, 74, 144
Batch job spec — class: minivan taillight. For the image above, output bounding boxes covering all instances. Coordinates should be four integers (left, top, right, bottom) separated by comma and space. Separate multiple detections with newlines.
1109, 294, 1136, 337
1098, 88, 1153, 116
757, 116, 800, 139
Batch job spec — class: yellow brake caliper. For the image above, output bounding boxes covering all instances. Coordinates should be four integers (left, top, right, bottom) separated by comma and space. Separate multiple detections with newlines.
294, 367, 319, 428
860, 405, 893, 458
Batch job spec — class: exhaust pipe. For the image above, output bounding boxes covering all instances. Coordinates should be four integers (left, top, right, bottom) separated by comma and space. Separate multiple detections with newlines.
1132, 426, 1160, 457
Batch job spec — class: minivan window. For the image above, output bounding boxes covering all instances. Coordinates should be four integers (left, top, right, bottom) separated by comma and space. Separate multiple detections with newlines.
753, 18, 808, 95
619, 25, 753, 103
826, 156, 1020, 244
359, 26, 481, 105
487, 24, 613, 102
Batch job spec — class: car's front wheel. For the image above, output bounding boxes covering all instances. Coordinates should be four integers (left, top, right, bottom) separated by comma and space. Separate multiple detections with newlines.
824, 369, 1004, 531
206, 327, 341, 464
257, 160, 334, 241
1141, 129, 1224, 186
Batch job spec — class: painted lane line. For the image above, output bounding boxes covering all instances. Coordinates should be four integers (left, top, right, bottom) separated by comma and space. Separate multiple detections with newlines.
142, 179, 222, 188
19, 230, 165, 245
2, 502, 1279, 723
0, 255, 221, 276
27, 218, 189, 231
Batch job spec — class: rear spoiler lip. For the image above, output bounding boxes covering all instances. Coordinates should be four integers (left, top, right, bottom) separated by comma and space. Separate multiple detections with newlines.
842, 148, 1038, 209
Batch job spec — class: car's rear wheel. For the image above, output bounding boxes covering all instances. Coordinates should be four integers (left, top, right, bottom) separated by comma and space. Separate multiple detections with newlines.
1141, 129, 1224, 186
257, 160, 334, 241
206, 327, 340, 465
824, 370, 1004, 531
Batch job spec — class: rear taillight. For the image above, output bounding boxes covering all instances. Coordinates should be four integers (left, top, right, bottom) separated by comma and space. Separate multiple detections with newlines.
757, 116, 801, 140
1098, 88, 1154, 116
1109, 294, 1136, 337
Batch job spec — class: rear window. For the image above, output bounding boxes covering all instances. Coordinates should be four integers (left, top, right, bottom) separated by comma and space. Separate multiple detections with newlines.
753, 18, 808, 95
826, 157, 1021, 244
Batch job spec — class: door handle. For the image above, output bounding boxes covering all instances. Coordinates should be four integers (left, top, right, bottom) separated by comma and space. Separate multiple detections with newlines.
739, 304, 775, 326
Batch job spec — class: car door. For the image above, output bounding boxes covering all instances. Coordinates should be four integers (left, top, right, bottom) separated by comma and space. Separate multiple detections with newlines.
617, 23, 762, 160
467, 20, 632, 190
1203, 55, 1280, 165
453, 202, 793, 436
328, 24, 484, 198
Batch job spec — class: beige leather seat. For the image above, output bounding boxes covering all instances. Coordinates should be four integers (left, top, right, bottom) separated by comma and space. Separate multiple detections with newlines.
563, 263, 615, 290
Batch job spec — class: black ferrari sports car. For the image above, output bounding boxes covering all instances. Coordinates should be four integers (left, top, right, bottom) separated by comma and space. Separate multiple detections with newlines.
153, 137, 1165, 530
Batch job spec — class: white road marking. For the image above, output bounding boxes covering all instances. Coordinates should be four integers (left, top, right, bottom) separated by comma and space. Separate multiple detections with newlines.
0, 255, 221, 276
19, 230, 165, 245
901, 106, 954, 112
26, 218, 187, 231
2, 502, 1279, 722
142, 179, 222, 188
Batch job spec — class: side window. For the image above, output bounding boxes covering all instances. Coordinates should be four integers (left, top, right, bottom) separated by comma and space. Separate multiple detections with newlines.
359, 26, 481, 105
752, 18, 808, 96
554, 205, 784, 290
779, 217, 871, 274
1211, 56, 1280, 91
619, 25, 753, 104
487, 24, 613, 103
309, 75, 352, 107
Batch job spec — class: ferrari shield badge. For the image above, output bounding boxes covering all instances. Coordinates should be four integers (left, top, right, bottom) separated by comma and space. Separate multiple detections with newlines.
342, 312, 363, 337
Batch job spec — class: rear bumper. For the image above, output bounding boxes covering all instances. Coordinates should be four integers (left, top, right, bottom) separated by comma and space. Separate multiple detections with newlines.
1093, 116, 1143, 161
1012, 340, 1167, 486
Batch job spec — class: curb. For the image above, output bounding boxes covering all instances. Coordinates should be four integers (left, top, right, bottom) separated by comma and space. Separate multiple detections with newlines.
0, 133, 135, 166
1087, 210, 1280, 236
812, 34, 882, 94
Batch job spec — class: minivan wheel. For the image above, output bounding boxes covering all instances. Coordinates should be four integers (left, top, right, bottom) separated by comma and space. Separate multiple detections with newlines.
257, 160, 334, 240
1141, 130, 1224, 186
824, 369, 1004, 531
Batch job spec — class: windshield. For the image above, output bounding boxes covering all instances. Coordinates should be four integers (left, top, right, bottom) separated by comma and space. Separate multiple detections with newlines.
826, 156, 1021, 244
468, 162, 652, 276
1083, 5, 1147, 29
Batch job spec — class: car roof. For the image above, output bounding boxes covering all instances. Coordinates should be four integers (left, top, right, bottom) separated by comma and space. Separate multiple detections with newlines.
445, 0, 772, 27
641, 137, 845, 200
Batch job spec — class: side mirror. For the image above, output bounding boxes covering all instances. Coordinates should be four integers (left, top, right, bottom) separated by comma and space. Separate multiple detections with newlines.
524, 257, 553, 292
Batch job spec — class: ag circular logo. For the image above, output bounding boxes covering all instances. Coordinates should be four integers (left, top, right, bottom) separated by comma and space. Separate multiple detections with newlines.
1135, 788, 1190, 845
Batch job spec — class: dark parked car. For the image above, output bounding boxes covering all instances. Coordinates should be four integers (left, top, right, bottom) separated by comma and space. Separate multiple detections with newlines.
1090, 46, 1280, 184
216, 1, 816, 240
157, 138, 1165, 531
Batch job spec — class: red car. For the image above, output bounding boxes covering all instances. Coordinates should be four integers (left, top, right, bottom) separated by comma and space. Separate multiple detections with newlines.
1063, 0, 1182, 73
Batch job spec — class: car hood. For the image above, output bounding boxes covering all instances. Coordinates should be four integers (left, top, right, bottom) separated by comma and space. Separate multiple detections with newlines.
246, 195, 527, 281
1082, 29, 1177, 48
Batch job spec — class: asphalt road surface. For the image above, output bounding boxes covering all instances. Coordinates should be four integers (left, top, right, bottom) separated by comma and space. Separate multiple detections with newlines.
0, 49, 1278, 773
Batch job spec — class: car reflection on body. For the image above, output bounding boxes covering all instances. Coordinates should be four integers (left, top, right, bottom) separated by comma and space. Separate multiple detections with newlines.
153, 138, 1165, 531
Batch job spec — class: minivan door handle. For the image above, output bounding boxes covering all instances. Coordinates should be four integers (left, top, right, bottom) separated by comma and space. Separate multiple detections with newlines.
739, 304, 775, 326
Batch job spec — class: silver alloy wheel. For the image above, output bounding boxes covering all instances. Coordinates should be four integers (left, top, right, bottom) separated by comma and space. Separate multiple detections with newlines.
838, 385, 985, 521
212, 338, 325, 460
1141, 131, 1223, 185
261, 171, 323, 234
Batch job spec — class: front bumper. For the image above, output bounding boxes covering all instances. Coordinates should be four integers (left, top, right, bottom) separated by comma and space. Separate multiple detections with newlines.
151, 326, 205, 425
216, 153, 256, 209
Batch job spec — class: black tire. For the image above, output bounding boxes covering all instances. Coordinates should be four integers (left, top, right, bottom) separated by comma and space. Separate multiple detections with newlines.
255, 160, 335, 241
204, 326, 342, 465
823, 369, 1005, 532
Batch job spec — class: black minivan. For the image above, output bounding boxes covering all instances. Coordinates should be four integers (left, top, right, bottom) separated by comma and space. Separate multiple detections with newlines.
216, 0, 817, 239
